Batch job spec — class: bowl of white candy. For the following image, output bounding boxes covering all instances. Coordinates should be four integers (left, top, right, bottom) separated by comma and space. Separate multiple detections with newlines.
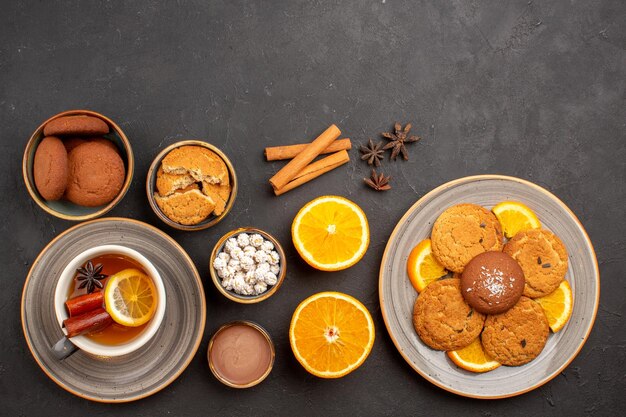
210, 227, 286, 303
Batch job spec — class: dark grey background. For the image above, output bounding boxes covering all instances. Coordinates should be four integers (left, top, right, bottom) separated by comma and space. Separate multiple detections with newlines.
1, 1, 624, 416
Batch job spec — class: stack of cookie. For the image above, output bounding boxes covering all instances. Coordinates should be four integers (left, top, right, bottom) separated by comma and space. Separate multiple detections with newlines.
413, 203, 569, 369
154, 145, 231, 225
33, 115, 125, 207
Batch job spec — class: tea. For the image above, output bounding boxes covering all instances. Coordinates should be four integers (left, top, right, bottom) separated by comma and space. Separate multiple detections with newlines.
66, 254, 151, 345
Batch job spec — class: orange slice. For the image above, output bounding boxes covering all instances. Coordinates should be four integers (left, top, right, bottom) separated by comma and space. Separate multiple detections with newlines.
291, 196, 369, 271
104, 268, 158, 327
492, 201, 541, 238
407, 239, 447, 293
447, 338, 501, 373
289, 291, 375, 378
534, 280, 573, 332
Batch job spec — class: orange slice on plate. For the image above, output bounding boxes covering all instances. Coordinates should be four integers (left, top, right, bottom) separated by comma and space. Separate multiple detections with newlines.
289, 291, 375, 378
291, 196, 369, 271
104, 268, 158, 327
447, 338, 501, 373
492, 201, 541, 238
534, 280, 573, 332
406, 239, 447, 292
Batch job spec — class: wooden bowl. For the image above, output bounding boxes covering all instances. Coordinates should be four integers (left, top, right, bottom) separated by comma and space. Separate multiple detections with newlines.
209, 227, 286, 304
22, 110, 134, 221
146, 140, 237, 231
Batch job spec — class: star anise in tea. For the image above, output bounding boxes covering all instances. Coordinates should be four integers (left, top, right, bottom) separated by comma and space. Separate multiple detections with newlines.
359, 139, 385, 167
77, 260, 107, 293
382, 122, 421, 161
364, 169, 391, 191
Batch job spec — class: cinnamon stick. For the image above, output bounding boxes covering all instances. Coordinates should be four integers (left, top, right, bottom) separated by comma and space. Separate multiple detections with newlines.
274, 150, 350, 196
63, 308, 113, 338
269, 124, 341, 190
65, 292, 104, 317
265, 138, 352, 161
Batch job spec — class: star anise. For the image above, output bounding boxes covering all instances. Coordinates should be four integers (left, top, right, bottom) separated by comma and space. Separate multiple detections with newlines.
359, 139, 385, 167
364, 169, 391, 191
382, 122, 421, 161
76, 260, 107, 293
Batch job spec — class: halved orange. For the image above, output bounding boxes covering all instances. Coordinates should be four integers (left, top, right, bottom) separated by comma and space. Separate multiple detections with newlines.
289, 291, 375, 378
104, 268, 157, 327
447, 338, 501, 373
534, 280, 573, 332
492, 201, 541, 238
291, 196, 369, 271
407, 239, 447, 293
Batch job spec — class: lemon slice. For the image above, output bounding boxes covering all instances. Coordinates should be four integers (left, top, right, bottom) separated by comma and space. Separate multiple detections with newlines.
492, 201, 541, 238
104, 268, 157, 327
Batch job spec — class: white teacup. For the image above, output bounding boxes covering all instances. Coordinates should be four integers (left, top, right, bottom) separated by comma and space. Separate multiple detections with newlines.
53, 244, 166, 358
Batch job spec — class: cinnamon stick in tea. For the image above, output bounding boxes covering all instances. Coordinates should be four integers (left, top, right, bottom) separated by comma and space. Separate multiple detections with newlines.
265, 138, 352, 161
274, 150, 350, 196
269, 124, 341, 190
63, 308, 113, 338
65, 292, 104, 317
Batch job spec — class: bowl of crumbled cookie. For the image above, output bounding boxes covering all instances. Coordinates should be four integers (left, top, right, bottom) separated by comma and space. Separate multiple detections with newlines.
22, 109, 134, 221
209, 227, 286, 303
146, 140, 237, 231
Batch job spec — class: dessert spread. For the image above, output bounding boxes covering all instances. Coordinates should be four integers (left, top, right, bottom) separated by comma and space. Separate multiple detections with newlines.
209, 322, 273, 387
460, 251, 525, 314
153, 145, 231, 225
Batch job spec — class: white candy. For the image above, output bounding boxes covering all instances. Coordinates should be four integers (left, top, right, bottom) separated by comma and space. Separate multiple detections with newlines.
217, 252, 231, 263
250, 234, 264, 248
242, 245, 256, 257
230, 247, 244, 261
261, 241, 274, 253
254, 250, 269, 264
239, 256, 255, 271
224, 238, 238, 253
264, 272, 278, 286
228, 259, 241, 271
254, 282, 268, 294
268, 251, 280, 265
213, 257, 227, 270
270, 264, 280, 275
218, 265, 235, 280
232, 275, 247, 293
221, 278, 233, 291
236, 233, 250, 248
254, 263, 270, 281
245, 269, 257, 284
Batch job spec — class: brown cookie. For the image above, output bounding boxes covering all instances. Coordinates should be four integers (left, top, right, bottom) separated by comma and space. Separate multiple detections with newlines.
431, 204, 503, 273
156, 166, 196, 197
43, 115, 109, 137
503, 229, 568, 298
202, 181, 231, 216
154, 189, 216, 225
481, 296, 549, 366
65, 142, 125, 207
412, 278, 485, 351
33, 136, 68, 201
461, 251, 525, 314
90, 137, 119, 153
161, 145, 228, 184
63, 137, 87, 153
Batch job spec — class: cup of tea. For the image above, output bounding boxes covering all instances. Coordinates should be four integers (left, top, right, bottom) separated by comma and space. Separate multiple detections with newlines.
52, 244, 166, 359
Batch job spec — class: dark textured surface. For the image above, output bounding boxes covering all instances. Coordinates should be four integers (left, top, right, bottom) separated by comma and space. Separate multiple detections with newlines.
1, 1, 624, 415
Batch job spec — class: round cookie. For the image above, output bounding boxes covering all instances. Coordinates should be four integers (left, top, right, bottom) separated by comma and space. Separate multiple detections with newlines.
481, 296, 549, 366
503, 229, 568, 298
65, 142, 125, 207
154, 189, 216, 225
161, 145, 229, 184
412, 278, 485, 351
431, 204, 503, 273
44, 115, 109, 137
33, 136, 68, 201
90, 137, 119, 153
461, 251, 525, 314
